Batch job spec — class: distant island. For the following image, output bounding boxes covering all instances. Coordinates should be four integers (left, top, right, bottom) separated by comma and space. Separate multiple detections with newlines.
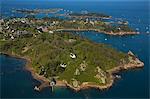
68, 12, 112, 19
0, 13, 144, 91
13, 8, 62, 14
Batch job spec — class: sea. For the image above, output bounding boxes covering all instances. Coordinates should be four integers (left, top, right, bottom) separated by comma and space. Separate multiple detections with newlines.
0, 0, 149, 98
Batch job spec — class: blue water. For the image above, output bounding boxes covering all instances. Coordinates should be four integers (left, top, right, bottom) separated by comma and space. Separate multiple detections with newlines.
0, 0, 149, 98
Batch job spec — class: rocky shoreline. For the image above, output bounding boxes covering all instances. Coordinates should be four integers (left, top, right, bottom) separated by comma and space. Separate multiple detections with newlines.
0, 51, 144, 92
55, 29, 138, 36
54, 51, 144, 92
25, 61, 114, 92
68, 16, 112, 20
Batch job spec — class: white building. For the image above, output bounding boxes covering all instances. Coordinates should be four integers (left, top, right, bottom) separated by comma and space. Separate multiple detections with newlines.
60, 63, 67, 68
70, 53, 76, 59
11, 36, 14, 40
49, 31, 54, 34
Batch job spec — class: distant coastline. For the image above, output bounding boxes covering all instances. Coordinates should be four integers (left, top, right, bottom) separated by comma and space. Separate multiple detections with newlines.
55, 29, 138, 36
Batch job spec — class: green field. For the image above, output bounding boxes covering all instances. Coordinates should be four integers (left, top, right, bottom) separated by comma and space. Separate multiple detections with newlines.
0, 32, 129, 87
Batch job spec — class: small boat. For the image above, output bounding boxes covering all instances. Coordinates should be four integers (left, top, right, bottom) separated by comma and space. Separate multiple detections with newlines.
122, 44, 126, 47
116, 75, 121, 79
104, 38, 107, 41
138, 19, 141, 23
136, 28, 139, 31
34, 86, 40, 91
146, 27, 149, 30
146, 31, 150, 34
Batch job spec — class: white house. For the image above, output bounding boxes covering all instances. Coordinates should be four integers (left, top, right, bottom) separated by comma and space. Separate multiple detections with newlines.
70, 53, 76, 59
49, 30, 54, 34
60, 63, 67, 68
90, 21, 94, 25
11, 36, 14, 40
21, 20, 26, 23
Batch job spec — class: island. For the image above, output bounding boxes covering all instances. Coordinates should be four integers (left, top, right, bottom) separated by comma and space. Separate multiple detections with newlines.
0, 15, 144, 91
68, 12, 112, 19
13, 8, 62, 14
0, 15, 137, 36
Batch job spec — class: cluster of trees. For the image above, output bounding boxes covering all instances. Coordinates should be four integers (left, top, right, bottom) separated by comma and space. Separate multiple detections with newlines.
69, 12, 111, 18
103, 24, 133, 33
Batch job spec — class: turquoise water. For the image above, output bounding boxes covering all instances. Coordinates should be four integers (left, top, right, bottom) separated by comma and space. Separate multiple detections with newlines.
0, 0, 149, 98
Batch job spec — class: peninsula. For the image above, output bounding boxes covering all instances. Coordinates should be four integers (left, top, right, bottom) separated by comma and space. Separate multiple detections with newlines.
68, 12, 112, 19
0, 15, 144, 91
1, 16, 138, 36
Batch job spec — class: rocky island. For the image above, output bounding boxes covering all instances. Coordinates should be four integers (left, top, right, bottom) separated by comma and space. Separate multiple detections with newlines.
0, 15, 144, 91
14, 8, 63, 14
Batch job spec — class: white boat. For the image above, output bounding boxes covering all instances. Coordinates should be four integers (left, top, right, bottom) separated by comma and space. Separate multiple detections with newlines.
34, 86, 40, 91
116, 75, 121, 79
104, 38, 107, 41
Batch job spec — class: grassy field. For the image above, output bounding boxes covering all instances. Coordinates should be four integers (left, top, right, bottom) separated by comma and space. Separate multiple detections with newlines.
0, 32, 129, 86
